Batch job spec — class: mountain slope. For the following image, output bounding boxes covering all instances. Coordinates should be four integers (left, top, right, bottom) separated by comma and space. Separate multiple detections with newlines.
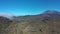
0, 16, 16, 34
11, 10, 60, 34
1, 10, 60, 34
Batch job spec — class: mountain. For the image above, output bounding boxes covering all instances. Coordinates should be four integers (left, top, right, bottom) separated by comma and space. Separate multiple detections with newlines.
0, 10, 60, 34
13, 10, 60, 34
14, 10, 60, 22
0, 16, 15, 34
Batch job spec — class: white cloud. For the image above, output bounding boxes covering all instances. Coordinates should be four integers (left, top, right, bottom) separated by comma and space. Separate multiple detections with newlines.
0, 13, 14, 19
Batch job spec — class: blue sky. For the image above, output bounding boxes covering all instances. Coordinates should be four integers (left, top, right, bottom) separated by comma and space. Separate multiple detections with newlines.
0, 0, 60, 16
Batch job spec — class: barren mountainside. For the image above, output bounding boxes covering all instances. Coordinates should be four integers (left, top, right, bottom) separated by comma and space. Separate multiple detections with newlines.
0, 10, 60, 34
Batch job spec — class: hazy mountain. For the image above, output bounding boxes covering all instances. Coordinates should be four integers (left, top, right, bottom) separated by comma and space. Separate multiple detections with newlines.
14, 10, 60, 22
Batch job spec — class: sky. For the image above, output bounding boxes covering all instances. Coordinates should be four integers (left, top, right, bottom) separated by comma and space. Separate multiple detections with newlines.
0, 0, 60, 16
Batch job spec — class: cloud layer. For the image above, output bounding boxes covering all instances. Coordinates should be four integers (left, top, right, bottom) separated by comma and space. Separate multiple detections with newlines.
0, 13, 14, 19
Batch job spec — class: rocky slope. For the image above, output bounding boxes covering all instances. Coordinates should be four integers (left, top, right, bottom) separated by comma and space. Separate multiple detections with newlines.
0, 16, 16, 34
0, 10, 60, 34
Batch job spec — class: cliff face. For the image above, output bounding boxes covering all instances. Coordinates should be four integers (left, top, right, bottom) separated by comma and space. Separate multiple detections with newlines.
1, 10, 60, 34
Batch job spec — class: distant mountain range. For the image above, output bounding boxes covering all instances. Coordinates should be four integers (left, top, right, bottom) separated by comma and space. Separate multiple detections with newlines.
14, 10, 60, 22
0, 10, 60, 34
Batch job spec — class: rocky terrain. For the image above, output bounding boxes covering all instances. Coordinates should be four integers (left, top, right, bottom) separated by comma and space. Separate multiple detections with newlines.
0, 10, 60, 34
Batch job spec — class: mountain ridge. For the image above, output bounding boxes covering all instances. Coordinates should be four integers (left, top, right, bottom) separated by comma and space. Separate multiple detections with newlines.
14, 10, 60, 22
